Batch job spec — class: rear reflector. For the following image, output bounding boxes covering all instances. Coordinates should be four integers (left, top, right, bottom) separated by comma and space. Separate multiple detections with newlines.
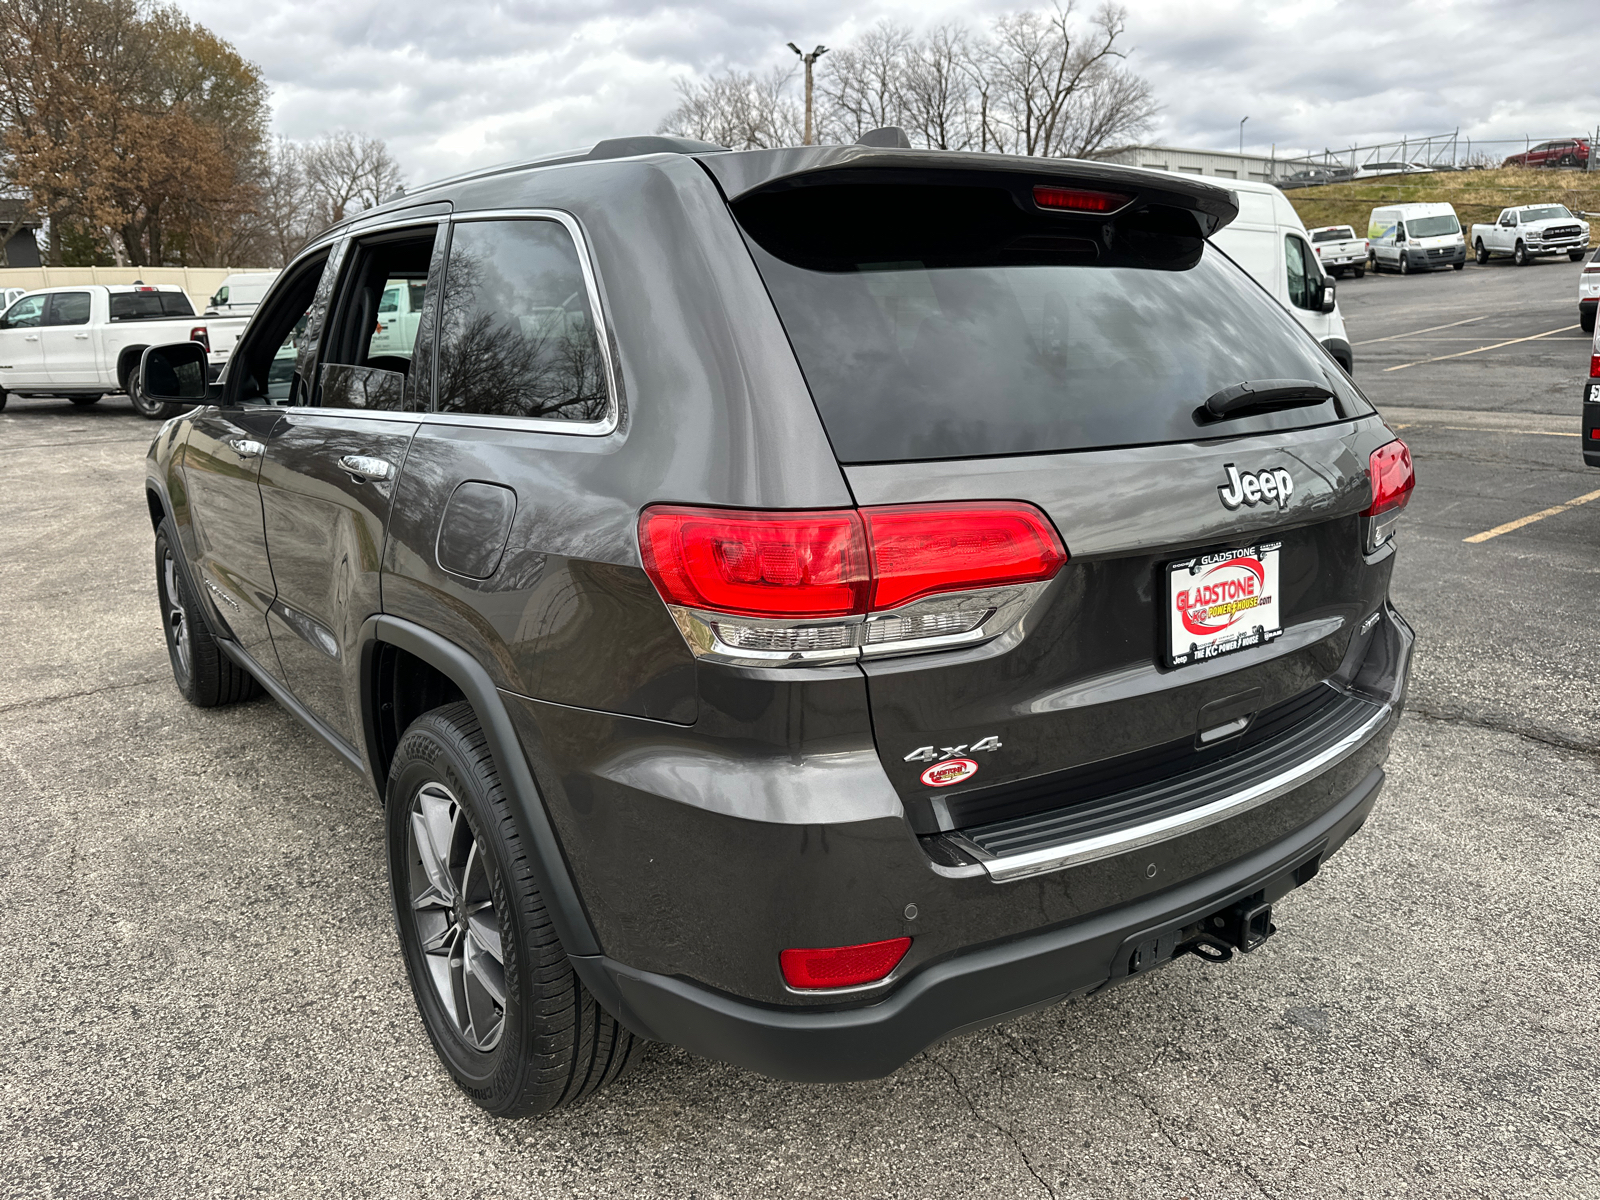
780, 937, 911, 989
1363, 439, 1415, 518
1032, 185, 1130, 214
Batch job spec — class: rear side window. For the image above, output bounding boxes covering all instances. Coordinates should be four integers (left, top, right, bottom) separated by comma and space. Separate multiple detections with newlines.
45, 292, 91, 325
434, 219, 609, 423
737, 182, 1364, 464
110, 291, 194, 319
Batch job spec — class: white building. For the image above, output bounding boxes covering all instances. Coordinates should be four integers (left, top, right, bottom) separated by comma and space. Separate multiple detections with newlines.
1091, 145, 1291, 182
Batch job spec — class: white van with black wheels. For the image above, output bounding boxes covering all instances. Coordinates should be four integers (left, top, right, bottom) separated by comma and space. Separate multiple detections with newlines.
1210, 179, 1353, 373
204, 271, 280, 317
1367, 203, 1466, 274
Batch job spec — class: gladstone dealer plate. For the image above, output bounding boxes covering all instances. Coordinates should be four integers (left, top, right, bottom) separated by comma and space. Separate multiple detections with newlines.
1168, 543, 1283, 667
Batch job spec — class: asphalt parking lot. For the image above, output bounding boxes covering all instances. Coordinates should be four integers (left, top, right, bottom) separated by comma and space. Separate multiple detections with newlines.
2, 254, 1597, 1199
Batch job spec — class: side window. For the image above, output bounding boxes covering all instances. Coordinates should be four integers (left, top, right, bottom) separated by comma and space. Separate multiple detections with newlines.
45, 292, 91, 326
318, 227, 439, 411
1285, 235, 1316, 310
434, 219, 610, 423
1, 294, 45, 329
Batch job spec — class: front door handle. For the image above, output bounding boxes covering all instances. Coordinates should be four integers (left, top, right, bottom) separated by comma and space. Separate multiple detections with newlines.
337, 454, 396, 483
23, 335, 38, 341
74, 333, 90, 340
227, 438, 264, 458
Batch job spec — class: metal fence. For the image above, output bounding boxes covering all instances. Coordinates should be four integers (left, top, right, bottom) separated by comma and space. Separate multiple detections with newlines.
1274, 127, 1600, 188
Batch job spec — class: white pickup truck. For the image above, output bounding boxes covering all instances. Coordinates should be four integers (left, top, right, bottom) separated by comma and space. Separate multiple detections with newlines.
1307, 225, 1369, 277
1471, 204, 1592, 266
0, 284, 248, 417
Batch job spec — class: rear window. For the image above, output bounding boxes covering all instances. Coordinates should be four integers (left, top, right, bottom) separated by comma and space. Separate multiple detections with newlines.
736, 182, 1366, 464
1312, 227, 1355, 243
109, 291, 194, 320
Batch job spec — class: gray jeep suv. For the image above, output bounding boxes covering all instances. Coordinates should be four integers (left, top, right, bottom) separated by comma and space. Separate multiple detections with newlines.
141, 134, 1415, 1117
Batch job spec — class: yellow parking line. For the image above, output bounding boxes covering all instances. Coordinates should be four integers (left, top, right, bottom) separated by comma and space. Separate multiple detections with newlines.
1464, 488, 1600, 543
1384, 324, 1579, 372
1352, 316, 1487, 346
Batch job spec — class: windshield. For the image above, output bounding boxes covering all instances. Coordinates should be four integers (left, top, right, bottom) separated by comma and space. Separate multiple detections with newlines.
1313, 227, 1355, 243
1520, 206, 1573, 222
1409, 215, 1460, 237
737, 182, 1366, 463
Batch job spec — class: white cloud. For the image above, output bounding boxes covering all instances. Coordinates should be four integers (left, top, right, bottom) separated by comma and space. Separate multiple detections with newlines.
173, 0, 1600, 182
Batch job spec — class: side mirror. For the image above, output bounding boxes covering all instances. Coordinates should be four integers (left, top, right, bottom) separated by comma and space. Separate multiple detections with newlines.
1319, 279, 1337, 312
140, 341, 217, 407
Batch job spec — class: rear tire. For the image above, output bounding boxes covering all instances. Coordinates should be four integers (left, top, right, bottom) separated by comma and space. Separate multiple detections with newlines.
1513, 240, 1529, 266
1452, 262, 1464, 271
387, 703, 648, 1117
129, 369, 180, 421
1351, 265, 1365, 278
1475, 239, 1489, 264
1582, 308, 1596, 334
154, 521, 261, 707
0, 386, 7, 412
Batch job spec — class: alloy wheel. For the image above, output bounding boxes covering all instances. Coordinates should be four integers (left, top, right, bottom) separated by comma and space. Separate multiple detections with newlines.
406, 782, 508, 1052
162, 551, 192, 682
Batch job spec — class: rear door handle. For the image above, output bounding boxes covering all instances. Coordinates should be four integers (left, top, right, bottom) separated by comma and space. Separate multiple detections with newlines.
23, 335, 38, 341
337, 454, 395, 483
227, 438, 264, 458
73, 333, 89, 339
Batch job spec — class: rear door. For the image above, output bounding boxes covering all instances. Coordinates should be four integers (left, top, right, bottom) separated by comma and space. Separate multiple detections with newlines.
38, 291, 97, 387
257, 222, 441, 749
732, 174, 1391, 836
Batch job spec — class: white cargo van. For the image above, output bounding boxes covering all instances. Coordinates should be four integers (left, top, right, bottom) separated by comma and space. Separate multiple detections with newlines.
204, 271, 280, 317
1210, 178, 1353, 373
1366, 203, 1466, 273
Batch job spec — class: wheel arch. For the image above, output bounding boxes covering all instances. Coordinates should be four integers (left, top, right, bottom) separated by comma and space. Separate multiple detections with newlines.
357, 614, 601, 957
117, 344, 148, 391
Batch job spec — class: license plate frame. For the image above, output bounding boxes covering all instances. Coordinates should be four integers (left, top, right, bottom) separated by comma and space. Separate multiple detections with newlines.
1166, 542, 1284, 668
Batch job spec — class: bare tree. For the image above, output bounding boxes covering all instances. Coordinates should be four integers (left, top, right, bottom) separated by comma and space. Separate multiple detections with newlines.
302, 131, 403, 226
900, 25, 980, 151
656, 68, 801, 150
815, 23, 913, 143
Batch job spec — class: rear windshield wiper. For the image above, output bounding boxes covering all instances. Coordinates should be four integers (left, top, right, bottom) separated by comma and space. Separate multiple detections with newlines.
1203, 379, 1335, 420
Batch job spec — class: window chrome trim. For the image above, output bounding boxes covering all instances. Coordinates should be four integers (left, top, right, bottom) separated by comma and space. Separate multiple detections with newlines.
419, 208, 620, 438
976, 697, 1392, 884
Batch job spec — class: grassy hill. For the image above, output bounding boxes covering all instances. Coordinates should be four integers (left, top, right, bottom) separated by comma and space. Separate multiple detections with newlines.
1285, 167, 1600, 247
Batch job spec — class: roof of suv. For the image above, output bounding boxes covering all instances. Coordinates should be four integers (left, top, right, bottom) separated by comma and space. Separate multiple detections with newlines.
337, 136, 1242, 240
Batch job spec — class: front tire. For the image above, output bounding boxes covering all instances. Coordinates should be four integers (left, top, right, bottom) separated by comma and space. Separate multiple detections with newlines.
1452, 261, 1464, 271
1351, 264, 1365, 278
1475, 239, 1489, 264
1398, 253, 1410, 275
1570, 251, 1586, 262
154, 521, 261, 707
1513, 240, 1529, 266
387, 703, 647, 1117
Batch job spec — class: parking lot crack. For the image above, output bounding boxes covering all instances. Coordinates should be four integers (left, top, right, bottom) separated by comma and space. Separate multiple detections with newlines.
0, 677, 164, 717
1406, 704, 1600, 759
1122, 1086, 1273, 1198
926, 1053, 1057, 1199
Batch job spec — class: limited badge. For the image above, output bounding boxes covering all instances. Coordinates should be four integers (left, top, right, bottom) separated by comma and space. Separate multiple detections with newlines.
921, 758, 978, 788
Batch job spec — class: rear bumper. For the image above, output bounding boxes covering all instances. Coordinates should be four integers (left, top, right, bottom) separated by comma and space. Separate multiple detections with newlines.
575, 764, 1384, 1082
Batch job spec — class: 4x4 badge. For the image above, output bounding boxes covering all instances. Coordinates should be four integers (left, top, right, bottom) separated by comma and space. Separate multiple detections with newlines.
1218, 464, 1294, 511
904, 735, 1001, 764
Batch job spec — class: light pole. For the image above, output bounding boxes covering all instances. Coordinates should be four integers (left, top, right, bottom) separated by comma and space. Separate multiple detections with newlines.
1239, 116, 1249, 155
787, 42, 828, 145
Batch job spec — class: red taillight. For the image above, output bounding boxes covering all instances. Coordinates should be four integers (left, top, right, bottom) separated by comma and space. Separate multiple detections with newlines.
1591, 354, 1600, 379
638, 502, 1067, 620
864, 503, 1067, 610
780, 937, 911, 990
189, 326, 210, 352
638, 506, 868, 618
1033, 184, 1130, 214
1363, 439, 1415, 518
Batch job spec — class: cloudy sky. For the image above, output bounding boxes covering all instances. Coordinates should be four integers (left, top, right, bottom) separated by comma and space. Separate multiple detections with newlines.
175, 0, 1599, 185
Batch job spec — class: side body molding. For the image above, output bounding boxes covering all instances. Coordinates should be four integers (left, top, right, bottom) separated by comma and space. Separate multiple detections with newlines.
358, 615, 602, 958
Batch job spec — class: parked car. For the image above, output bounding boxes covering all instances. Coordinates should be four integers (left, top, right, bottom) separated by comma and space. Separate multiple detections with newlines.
1211, 178, 1354, 371
1278, 166, 1352, 187
1348, 161, 1433, 179
1308, 225, 1369, 278
1367, 203, 1467, 273
1580, 246, 1600, 333
1503, 139, 1591, 169
139, 134, 1414, 1116
0, 284, 248, 416
1583, 315, 1600, 466
1471, 204, 1591, 266
368, 275, 426, 357
3, 286, 26, 311
204, 271, 281, 317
